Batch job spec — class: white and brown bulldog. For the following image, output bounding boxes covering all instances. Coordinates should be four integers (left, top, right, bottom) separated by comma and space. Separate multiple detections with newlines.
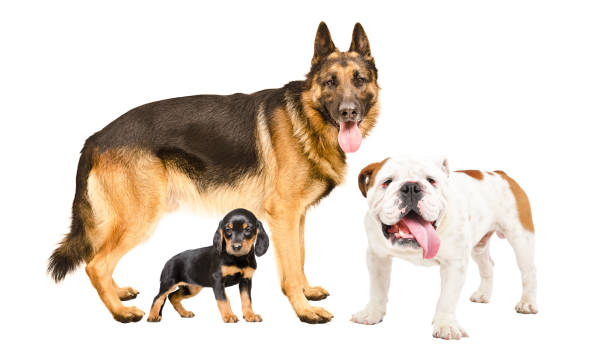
350, 155, 537, 339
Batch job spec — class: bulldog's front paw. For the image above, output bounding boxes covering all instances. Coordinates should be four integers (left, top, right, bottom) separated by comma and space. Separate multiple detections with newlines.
515, 300, 538, 314
350, 306, 385, 325
432, 320, 468, 340
470, 289, 491, 303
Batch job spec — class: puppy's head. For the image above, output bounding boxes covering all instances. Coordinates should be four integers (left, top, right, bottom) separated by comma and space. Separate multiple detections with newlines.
213, 208, 269, 257
358, 156, 449, 259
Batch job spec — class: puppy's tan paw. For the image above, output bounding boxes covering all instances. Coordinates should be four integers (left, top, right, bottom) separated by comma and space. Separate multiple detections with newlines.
180, 311, 195, 318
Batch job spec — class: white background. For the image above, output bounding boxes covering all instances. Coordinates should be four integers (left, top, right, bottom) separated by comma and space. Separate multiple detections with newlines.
2, 1, 611, 352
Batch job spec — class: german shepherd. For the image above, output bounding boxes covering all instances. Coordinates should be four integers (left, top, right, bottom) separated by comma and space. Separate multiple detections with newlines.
48, 22, 380, 324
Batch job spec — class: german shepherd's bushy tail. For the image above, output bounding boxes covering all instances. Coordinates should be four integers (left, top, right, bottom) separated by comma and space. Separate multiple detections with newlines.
48, 146, 94, 282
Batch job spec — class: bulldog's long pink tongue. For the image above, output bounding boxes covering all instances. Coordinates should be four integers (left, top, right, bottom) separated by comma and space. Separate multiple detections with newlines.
399, 215, 441, 259
338, 121, 362, 153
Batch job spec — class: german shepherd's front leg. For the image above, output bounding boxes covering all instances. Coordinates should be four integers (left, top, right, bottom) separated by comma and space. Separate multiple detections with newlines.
267, 204, 333, 323
299, 214, 330, 301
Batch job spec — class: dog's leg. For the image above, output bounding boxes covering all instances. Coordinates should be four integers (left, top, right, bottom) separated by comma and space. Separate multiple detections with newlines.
147, 281, 178, 322
351, 248, 392, 325
266, 204, 333, 324
239, 278, 262, 322
470, 232, 494, 303
213, 281, 238, 323
432, 259, 469, 340
299, 214, 329, 301
506, 229, 538, 314
169, 285, 202, 318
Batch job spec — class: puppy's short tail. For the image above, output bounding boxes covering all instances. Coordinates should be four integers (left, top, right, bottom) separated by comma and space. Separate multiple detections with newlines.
48, 146, 95, 282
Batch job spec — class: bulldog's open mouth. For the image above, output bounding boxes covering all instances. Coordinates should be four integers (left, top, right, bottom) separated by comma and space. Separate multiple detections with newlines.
381, 211, 441, 259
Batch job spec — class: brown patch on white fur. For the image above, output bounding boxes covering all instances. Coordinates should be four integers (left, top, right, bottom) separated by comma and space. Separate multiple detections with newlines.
494, 171, 535, 233
358, 158, 390, 197
456, 170, 484, 180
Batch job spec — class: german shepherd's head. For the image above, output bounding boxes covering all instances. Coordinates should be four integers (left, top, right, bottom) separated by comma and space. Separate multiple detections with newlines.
302, 22, 379, 154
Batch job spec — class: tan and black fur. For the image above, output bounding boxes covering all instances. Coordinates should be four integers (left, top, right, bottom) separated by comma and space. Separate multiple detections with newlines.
48, 22, 380, 324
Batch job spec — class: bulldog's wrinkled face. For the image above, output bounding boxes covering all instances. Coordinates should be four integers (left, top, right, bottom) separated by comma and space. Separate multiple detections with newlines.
359, 156, 450, 258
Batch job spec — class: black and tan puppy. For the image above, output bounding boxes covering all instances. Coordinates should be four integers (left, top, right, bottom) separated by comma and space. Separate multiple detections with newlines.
147, 209, 269, 323
49, 22, 379, 324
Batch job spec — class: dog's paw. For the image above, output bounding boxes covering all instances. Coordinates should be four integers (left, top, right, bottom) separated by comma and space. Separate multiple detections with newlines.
432, 320, 468, 340
515, 300, 538, 314
146, 314, 161, 322
222, 313, 239, 323
469, 290, 491, 303
113, 306, 145, 323
244, 312, 263, 322
296, 305, 334, 324
180, 311, 195, 318
350, 306, 385, 325
117, 286, 139, 301
304, 286, 330, 301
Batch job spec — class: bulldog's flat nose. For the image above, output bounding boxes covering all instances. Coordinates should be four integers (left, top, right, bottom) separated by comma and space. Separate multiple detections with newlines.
400, 182, 423, 198
339, 102, 359, 121
232, 244, 242, 252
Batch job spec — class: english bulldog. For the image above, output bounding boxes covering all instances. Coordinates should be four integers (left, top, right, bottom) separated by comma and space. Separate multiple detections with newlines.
350, 155, 537, 339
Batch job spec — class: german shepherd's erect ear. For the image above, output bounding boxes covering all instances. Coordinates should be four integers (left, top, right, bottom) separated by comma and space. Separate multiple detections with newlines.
311, 21, 337, 66
213, 220, 224, 255
254, 220, 269, 257
349, 22, 371, 57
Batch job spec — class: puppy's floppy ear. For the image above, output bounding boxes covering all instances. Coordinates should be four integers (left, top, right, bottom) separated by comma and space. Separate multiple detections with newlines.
349, 22, 371, 57
213, 221, 224, 255
312, 21, 336, 67
358, 158, 389, 197
254, 220, 269, 257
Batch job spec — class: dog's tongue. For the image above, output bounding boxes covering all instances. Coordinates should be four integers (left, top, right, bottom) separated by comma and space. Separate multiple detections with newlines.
338, 122, 362, 153
399, 215, 441, 259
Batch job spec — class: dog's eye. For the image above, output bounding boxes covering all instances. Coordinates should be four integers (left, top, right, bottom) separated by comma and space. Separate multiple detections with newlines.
354, 77, 366, 87
325, 79, 335, 88
382, 179, 392, 188
427, 177, 436, 186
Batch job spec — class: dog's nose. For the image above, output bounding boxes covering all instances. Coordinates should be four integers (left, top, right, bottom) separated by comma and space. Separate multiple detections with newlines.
339, 102, 359, 121
400, 182, 423, 198
232, 244, 242, 252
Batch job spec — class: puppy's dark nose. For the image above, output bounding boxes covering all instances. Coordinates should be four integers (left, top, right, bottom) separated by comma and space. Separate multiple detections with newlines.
232, 244, 242, 252
400, 182, 423, 199
339, 101, 360, 121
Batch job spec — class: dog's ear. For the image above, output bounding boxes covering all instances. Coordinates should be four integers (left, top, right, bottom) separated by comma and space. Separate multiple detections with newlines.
349, 22, 371, 57
213, 221, 224, 255
438, 156, 450, 176
358, 158, 389, 197
254, 220, 269, 257
312, 21, 336, 66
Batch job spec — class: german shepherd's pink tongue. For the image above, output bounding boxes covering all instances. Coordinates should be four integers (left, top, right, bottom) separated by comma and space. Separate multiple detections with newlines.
338, 121, 362, 153
399, 214, 441, 259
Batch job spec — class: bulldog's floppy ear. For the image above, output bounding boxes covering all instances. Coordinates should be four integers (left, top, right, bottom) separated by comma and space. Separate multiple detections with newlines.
349, 22, 371, 57
213, 221, 224, 255
438, 156, 450, 176
358, 158, 389, 197
254, 220, 269, 257
312, 21, 336, 66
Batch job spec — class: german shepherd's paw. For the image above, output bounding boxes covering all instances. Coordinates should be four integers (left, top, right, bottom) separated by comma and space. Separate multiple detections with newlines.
117, 286, 139, 301
297, 305, 333, 324
222, 313, 239, 323
113, 306, 145, 323
303, 286, 329, 301
243, 312, 262, 322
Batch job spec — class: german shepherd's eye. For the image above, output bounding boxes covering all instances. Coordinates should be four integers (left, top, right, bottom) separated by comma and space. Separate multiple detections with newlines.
354, 76, 366, 87
324, 79, 335, 88
382, 179, 392, 188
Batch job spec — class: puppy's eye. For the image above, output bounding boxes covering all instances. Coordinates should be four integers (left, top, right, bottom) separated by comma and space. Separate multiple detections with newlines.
382, 179, 392, 188
427, 177, 436, 186
325, 79, 335, 88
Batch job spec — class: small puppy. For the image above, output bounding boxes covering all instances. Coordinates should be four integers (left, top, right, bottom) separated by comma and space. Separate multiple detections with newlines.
351, 156, 537, 339
147, 208, 269, 323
